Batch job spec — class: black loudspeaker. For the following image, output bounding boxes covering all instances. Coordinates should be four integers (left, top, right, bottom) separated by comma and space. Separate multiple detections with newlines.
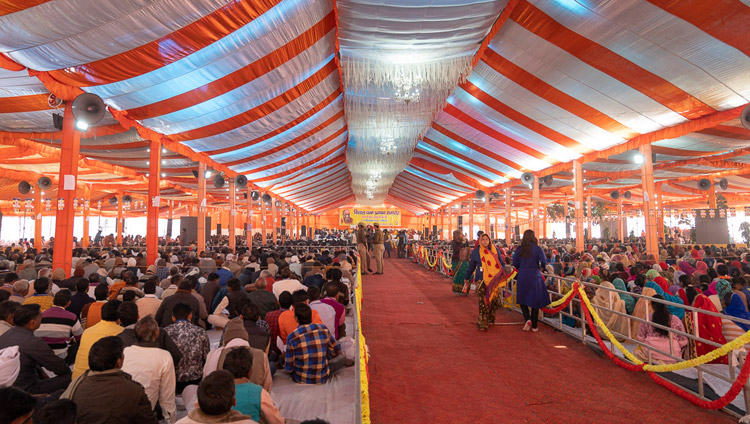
191, 170, 199, 178
71, 93, 105, 126
741, 104, 750, 130
475, 190, 485, 199
122, 195, 132, 204
18, 181, 31, 194
180, 216, 211, 244
213, 174, 225, 189
262, 193, 271, 203
235, 175, 247, 188
698, 179, 712, 191
109, 196, 118, 205
542, 175, 553, 186
37, 177, 52, 190
610, 191, 620, 200
251, 191, 260, 201
623, 191, 632, 199
718, 178, 728, 191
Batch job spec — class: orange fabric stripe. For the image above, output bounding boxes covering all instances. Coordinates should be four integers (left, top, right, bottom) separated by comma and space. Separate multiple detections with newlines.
481, 49, 638, 139
221, 109, 344, 165
0, 94, 52, 113
698, 125, 750, 141
444, 103, 552, 163
80, 141, 149, 151
279, 170, 348, 197
398, 173, 468, 198
405, 165, 475, 193
124, 14, 335, 120
394, 177, 454, 202
647, 0, 750, 57
296, 180, 351, 204
389, 186, 441, 207
510, 0, 715, 119
169, 60, 338, 142
421, 135, 511, 180
239, 126, 346, 173
650, 145, 725, 157
45, 0, 282, 86
461, 81, 591, 154
0, 0, 51, 16
252, 151, 344, 183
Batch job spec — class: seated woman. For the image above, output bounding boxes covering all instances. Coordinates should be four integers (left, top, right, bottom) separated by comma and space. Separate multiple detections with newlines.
717, 279, 750, 365
634, 294, 688, 364
591, 281, 629, 340
646, 277, 685, 320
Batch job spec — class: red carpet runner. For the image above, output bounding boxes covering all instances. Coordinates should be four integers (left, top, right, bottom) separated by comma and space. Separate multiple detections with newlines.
360, 257, 734, 423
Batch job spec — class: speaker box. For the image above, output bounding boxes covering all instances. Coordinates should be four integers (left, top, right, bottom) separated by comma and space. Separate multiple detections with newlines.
457, 215, 463, 231
166, 218, 173, 238
281, 217, 286, 236
432, 225, 437, 237
216, 223, 221, 235
179, 216, 211, 244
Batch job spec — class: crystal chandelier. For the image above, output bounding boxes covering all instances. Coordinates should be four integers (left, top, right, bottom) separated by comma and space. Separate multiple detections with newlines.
394, 72, 421, 104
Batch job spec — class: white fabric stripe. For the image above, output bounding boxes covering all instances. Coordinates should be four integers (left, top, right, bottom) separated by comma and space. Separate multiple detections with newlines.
294, 184, 352, 208
398, 173, 467, 198
531, 0, 750, 109
449, 88, 581, 162
0, 110, 57, 131
243, 146, 345, 181
157, 72, 339, 137
212, 97, 343, 162
271, 163, 348, 194
277, 170, 349, 199
434, 108, 549, 172
86, 0, 331, 102
393, 178, 455, 202
209, 117, 345, 172
274, 164, 348, 196
411, 151, 495, 187
406, 165, 476, 191
1, 0, 231, 70
470, 61, 625, 150
254, 161, 342, 189
389, 186, 441, 209
183, 90, 343, 154
384, 195, 427, 215
493, 22, 687, 130
0, 69, 48, 98
237, 132, 347, 175
424, 126, 522, 179
285, 179, 350, 204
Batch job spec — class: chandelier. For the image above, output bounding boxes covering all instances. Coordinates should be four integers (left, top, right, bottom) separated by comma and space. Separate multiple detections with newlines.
393, 72, 421, 104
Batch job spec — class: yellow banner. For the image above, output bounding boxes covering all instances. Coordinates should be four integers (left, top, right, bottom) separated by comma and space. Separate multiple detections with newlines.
339, 208, 401, 227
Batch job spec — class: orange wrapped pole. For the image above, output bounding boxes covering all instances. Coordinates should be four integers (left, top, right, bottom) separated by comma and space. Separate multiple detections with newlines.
52, 103, 80, 275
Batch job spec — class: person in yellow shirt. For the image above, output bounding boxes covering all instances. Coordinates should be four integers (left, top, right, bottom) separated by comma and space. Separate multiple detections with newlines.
23, 278, 54, 312
72, 300, 124, 378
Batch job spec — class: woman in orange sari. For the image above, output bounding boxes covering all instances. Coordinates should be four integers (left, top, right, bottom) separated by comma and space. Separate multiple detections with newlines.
464, 234, 514, 331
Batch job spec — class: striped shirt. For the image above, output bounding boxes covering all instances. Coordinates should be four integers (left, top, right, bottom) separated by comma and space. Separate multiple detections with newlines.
35, 306, 83, 358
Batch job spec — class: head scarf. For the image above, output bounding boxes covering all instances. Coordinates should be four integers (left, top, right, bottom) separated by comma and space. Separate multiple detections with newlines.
695, 261, 708, 275
691, 249, 701, 260
690, 294, 728, 364
653, 276, 670, 293
715, 279, 732, 303
612, 278, 635, 314
631, 287, 658, 336
581, 268, 592, 280
659, 262, 669, 271
652, 264, 663, 272
723, 293, 750, 332
590, 275, 602, 285
673, 270, 686, 286
452, 230, 462, 242
645, 280, 685, 319
678, 260, 696, 277
51, 267, 65, 281
645, 269, 659, 281
592, 281, 629, 338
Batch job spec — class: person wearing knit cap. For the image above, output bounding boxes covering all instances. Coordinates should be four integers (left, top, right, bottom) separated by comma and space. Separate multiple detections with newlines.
203, 318, 272, 392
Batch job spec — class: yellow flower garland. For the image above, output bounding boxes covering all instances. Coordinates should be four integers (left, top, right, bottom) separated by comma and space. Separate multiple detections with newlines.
357, 261, 371, 423
441, 254, 452, 270
424, 249, 438, 268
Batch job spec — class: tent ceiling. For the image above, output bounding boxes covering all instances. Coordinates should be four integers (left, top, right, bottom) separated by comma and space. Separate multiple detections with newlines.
0, 0, 748, 214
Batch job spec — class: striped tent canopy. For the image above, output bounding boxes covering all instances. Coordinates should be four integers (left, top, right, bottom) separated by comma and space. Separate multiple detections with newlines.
0, 0, 747, 215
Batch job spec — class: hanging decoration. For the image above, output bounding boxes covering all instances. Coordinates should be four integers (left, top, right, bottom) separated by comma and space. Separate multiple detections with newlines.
12, 198, 19, 214
45, 199, 52, 212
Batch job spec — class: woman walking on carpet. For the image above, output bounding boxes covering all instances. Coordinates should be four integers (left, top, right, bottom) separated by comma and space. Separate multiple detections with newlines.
513, 229, 550, 332
450, 230, 470, 295
464, 233, 516, 331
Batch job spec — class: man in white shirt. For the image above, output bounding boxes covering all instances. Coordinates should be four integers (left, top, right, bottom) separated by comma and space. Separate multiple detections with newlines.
121, 316, 177, 423
307, 286, 337, 340
272, 277, 306, 300
136, 281, 162, 319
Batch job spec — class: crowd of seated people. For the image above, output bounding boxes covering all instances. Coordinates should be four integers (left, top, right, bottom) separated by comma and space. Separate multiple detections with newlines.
0, 240, 359, 423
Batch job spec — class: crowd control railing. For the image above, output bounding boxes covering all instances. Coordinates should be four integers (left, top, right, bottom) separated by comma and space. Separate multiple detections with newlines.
411, 244, 750, 419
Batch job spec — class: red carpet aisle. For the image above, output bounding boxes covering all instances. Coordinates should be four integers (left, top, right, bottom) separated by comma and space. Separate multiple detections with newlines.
360, 257, 734, 424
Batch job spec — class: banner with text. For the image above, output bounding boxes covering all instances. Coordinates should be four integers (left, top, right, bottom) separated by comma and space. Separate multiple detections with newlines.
339, 208, 401, 227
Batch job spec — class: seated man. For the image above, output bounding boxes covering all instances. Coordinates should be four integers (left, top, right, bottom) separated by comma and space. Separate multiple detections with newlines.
23, 277, 54, 312
121, 316, 177, 423
222, 347, 283, 424
35, 290, 83, 361
176, 370, 255, 424
285, 304, 351, 384
73, 300, 124, 379
117, 301, 182, 366
67, 277, 94, 320
0, 304, 71, 395
164, 302, 210, 393
277, 290, 322, 345
247, 277, 278, 320
208, 278, 248, 329
203, 318, 272, 392
0, 300, 18, 337
63, 336, 157, 423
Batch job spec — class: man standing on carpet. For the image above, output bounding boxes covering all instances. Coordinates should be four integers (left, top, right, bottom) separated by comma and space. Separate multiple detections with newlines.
372, 223, 385, 275
356, 223, 372, 274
